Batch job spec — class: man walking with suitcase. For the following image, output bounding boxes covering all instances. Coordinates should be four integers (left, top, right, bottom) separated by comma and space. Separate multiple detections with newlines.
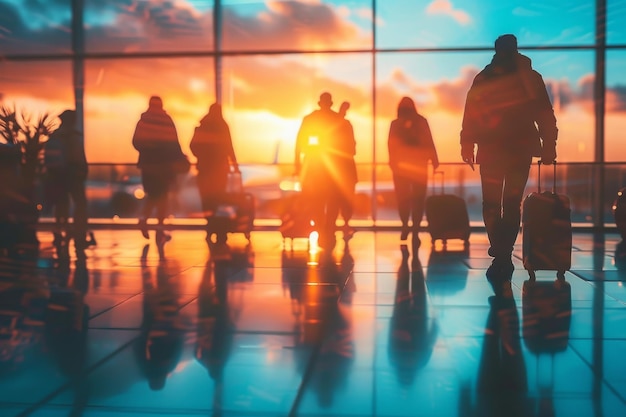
460, 34, 558, 296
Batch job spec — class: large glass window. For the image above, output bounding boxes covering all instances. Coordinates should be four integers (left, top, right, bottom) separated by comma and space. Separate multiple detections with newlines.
83, 57, 215, 163
85, 0, 215, 53
376, 0, 595, 49
0, 60, 74, 116
222, 0, 372, 51
221, 53, 373, 165
0, 0, 72, 56
605, 50, 626, 162
375, 50, 594, 163
0, 0, 620, 225
608, 0, 626, 45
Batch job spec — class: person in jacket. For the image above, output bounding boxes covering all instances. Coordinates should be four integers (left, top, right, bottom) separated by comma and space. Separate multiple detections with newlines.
388, 97, 440, 244
460, 34, 558, 295
337, 101, 358, 240
190, 103, 239, 245
295, 92, 344, 249
132, 96, 185, 244
44, 109, 90, 256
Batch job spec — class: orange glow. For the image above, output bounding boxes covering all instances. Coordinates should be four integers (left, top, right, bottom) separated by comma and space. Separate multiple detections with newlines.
133, 188, 146, 200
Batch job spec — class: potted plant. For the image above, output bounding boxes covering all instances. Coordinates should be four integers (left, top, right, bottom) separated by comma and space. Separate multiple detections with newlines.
0, 105, 56, 258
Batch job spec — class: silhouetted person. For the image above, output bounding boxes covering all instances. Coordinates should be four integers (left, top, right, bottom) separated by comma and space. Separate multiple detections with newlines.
460, 34, 558, 295
132, 96, 185, 244
389, 246, 437, 386
337, 101, 358, 239
295, 92, 344, 249
388, 97, 439, 242
190, 103, 239, 245
43, 109, 89, 256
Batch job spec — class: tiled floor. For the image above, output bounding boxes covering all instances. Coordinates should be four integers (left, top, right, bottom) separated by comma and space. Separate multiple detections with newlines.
2, 228, 626, 416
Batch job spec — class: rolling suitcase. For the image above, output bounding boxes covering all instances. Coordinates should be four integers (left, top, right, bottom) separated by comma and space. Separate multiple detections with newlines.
206, 172, 255, 241
522, 161, 572, 280
280, 193, 314, 250
425, 171, 471, 249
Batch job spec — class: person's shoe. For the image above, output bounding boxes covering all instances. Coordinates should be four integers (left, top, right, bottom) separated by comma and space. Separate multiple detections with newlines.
86, 231, 97, 247
156, 231, 171, 245
486, 259, 501, 282
138, 219, 149, 239
486, 256, 514, 282
53, 232, 64, 247
343, 225, 355, 240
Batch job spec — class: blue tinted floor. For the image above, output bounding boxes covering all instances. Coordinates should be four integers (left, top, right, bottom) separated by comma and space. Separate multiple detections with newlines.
2, 228, 626, 417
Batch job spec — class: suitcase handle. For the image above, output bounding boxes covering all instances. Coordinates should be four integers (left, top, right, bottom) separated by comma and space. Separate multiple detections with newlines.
432, 170, 444, 195
537, 160, 557, 194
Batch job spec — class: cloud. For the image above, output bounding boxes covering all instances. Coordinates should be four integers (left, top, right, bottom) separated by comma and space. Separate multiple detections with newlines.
426, 0, 472, 26
607, 85, 626, 112
3, 0, 369, 55
222, 1, 368, 50
0, 1, 71, 55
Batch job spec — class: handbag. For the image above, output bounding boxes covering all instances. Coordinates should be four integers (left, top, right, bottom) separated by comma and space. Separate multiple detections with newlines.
172, 153, 191, 174
226, 170, 244, 194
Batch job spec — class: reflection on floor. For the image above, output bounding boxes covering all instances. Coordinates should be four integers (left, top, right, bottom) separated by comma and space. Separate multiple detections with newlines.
1, 229, 626, 417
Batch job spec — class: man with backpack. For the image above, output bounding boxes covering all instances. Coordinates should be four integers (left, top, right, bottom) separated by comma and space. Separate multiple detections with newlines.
460, 34, 558, 296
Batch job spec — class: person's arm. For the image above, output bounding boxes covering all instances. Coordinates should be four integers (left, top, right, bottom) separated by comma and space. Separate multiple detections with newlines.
533, 72, 558, 164
422, 118, 439, 171
294, 119, 308, 175
460, 82, 480, 168
132, 120, 145, 152
387, 120, 398, 170
346, 121, 356, 157
225, 125, 239, 171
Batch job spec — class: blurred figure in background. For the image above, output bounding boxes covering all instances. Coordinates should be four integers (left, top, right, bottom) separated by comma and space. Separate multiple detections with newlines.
132, 96, 187, 245
337, 101, 358, 240
388, 97, 439, 242
295, 92, 344, 249
43, 109, 91, 257
190, 103, 239, 245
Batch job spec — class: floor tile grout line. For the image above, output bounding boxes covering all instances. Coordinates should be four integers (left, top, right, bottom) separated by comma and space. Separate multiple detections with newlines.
15, 337, 139, 417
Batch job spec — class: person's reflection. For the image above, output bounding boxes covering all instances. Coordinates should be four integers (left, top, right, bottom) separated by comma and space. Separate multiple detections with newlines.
388, 245, 437, 386
340, 240, 356, 303
310, 249, 355, 408
45, 257, 91, 415
195, 249, 235, 414
134, 244, 184, 391
281, 248, 308, 340
459, 296, 530, 417
0, 261, 49, 370
426, 246, 470, 297
521, 277, 572, 417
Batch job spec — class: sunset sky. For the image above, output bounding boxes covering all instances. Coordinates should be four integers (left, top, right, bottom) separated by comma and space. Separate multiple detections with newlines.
1, 0, 625, 164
